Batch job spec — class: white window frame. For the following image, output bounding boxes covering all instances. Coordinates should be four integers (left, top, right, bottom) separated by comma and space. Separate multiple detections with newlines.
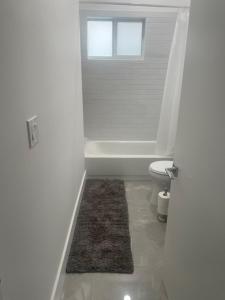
87, 17, 146, 60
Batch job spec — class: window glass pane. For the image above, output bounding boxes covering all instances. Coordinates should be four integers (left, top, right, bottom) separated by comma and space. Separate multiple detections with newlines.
117, 22, 143, 56
87, 20, 113, 57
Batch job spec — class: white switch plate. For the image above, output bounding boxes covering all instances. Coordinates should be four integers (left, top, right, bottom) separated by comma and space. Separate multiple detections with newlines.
26, 116, 39, 148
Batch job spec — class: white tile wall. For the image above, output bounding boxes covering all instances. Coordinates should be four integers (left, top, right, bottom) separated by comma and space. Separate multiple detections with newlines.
80, 12, 176, 141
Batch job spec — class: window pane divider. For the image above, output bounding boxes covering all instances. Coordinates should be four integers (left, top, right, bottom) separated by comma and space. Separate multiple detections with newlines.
112, 19, 117, 57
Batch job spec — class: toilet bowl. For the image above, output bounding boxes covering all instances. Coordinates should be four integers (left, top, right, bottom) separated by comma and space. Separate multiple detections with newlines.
149, 160, 173, 205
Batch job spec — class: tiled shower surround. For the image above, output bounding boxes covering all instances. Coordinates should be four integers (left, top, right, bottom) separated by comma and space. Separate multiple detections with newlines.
80, 12, 176, 141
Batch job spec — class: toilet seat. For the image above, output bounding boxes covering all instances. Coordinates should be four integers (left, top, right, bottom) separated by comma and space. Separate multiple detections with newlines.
149, 160, 173, 176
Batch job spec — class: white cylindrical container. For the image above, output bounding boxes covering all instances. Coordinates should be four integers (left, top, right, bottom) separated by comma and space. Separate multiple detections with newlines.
157, 190, 170, 223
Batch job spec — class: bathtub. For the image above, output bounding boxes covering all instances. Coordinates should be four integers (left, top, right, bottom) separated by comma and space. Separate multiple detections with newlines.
85, 140, 172, 177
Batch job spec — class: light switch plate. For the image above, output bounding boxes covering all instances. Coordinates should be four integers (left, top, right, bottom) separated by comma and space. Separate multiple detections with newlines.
26, 116, 39, 148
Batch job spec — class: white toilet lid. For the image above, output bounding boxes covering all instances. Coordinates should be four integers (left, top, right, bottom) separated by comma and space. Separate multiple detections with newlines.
149, 160, 173, 176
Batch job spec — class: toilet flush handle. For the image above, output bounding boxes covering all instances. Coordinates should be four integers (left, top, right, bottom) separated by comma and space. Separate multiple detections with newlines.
165, 164, 179, 180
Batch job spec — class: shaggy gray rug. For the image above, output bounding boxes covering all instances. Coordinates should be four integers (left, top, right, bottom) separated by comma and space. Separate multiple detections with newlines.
66, 179, 134, 273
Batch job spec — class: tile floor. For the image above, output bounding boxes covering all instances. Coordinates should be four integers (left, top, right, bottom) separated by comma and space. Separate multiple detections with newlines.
62, 181, 168, 300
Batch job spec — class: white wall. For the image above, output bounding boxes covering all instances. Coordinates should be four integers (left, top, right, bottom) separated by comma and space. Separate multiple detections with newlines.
80, 10, 176, 140
79, 0, 191, 8
164, 0, 225, 299
0, 1, 84, 300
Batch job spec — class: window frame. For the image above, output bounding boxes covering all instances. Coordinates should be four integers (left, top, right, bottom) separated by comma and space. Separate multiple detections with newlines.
87, 17, 146, 60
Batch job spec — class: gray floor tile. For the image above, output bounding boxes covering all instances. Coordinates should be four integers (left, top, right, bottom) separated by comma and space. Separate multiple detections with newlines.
62, 180, 167, 300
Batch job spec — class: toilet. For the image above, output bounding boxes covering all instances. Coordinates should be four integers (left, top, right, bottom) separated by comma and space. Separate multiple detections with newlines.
149, 160, 173, 205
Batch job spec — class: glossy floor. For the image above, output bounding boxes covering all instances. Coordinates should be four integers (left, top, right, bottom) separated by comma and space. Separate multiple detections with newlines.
61, 181, 168, 300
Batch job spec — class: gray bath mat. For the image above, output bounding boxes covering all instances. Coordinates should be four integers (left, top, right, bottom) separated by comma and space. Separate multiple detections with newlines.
66, 179, 134, 273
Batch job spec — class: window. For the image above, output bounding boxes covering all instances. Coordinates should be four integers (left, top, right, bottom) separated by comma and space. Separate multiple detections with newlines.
117, 21, 143, 56
87, 20, 113, 57
87, 18, 145, 59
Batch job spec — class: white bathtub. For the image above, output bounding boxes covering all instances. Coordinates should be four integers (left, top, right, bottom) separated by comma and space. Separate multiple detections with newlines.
85, 140, 172, 176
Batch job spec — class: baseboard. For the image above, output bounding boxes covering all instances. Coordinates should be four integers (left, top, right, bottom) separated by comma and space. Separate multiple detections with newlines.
50, 170, 86, 300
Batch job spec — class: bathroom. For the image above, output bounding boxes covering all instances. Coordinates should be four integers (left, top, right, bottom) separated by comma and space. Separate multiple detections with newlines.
80, 4, 187, 177
63, 1, 189, 299
0, 0, 225, 300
